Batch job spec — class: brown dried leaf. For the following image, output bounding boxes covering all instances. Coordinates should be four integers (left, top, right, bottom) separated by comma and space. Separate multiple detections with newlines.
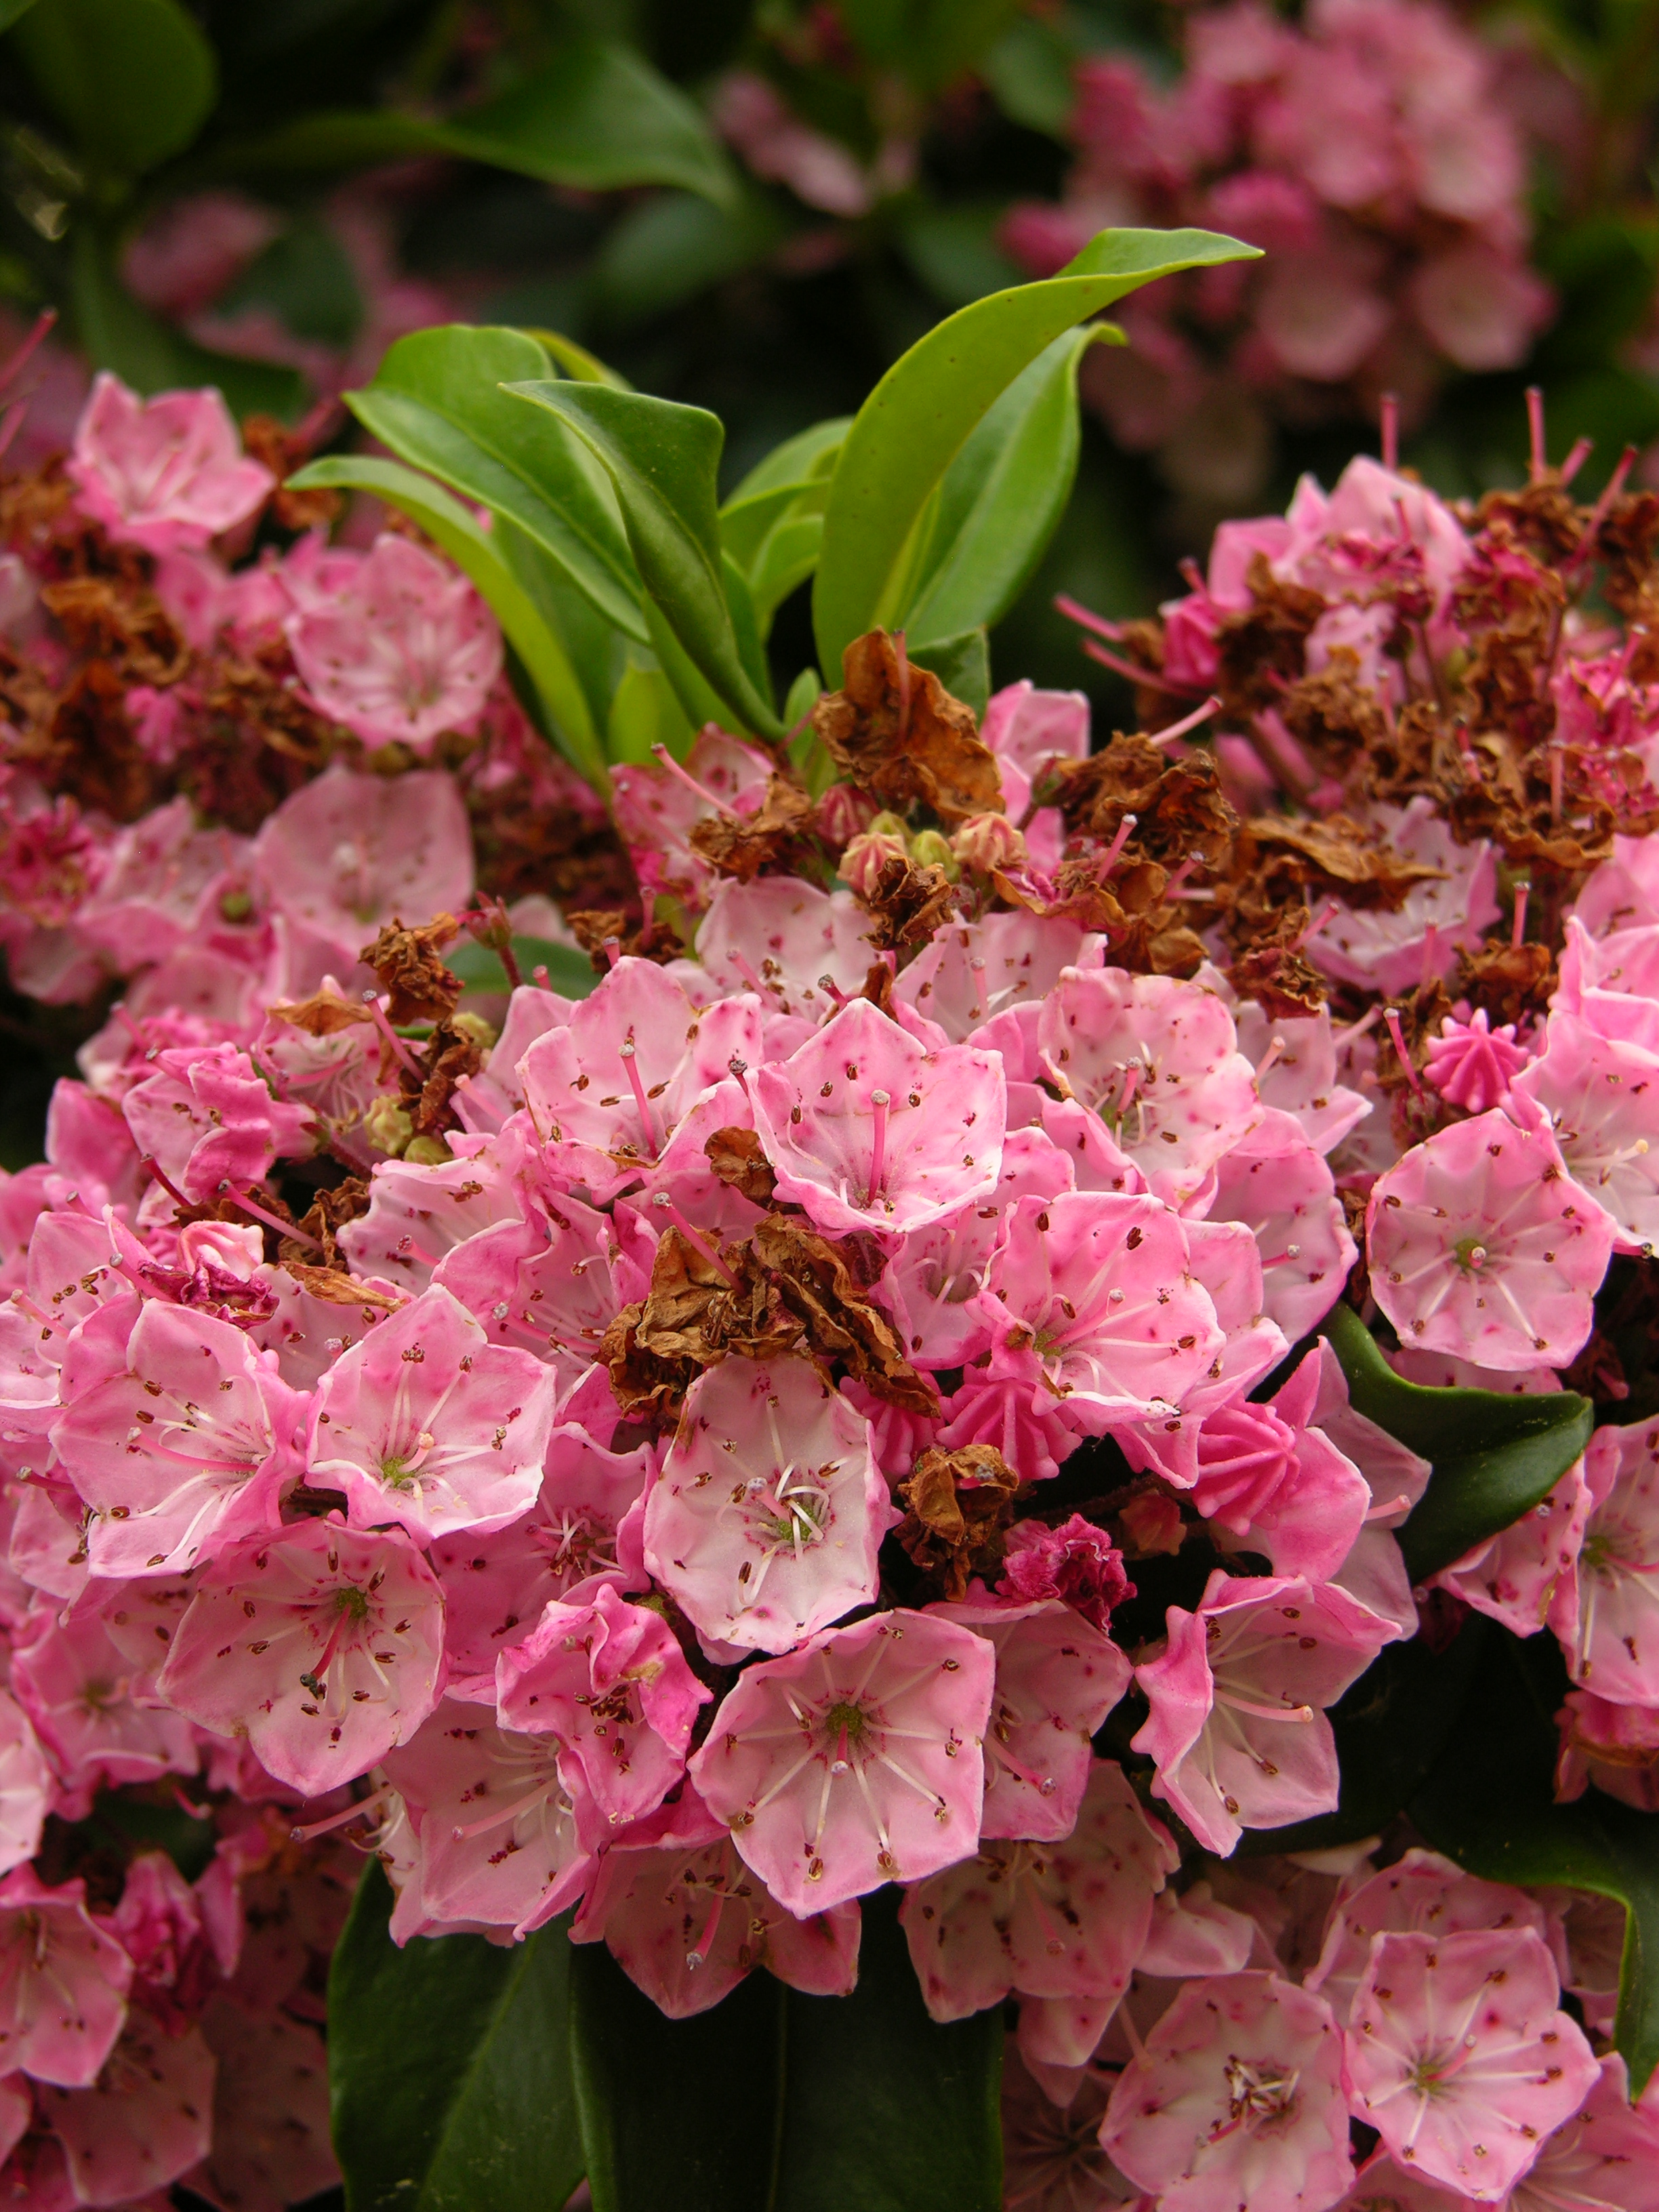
859, 855, 957, 951
359, 914, 462, 1026
895, 1445, 1020, 1600
279, 1262, 403, 1315
752, 1215, 939, 1414
704, 1127, 777, 1207
270, 991, 375, 1039
687, 775, 817, 882
813, 630, 1003, 823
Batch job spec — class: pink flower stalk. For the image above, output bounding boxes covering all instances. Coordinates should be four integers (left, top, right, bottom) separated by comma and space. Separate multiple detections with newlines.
1366, 1108, 1615, 1371
1132, 1570, 1396, 1855
751, 998, 1008, 1234
1425, 1010, 1532, 1115
1344, 1927, 1599, 2198
1100, 1971, 1355, 2212
644, 1355, 887, 1654
285, 533, 502, 751
495, 1582, 710, 1835
689, 1608, 995, 1915
1560, 1418, 1659, 1705
0, 1868, 132, 2086
157, 1519, 445, 1795
66, 373, 272, 553
995, 1514, 1132, 1632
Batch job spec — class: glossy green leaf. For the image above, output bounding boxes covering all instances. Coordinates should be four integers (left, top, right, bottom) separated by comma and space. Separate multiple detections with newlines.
570, 1888, 1001, 2212
348, 326, 647, 644
811, 227, 1258, 681
727, 419, 852, 507
1317, 1305, 1593, 1580
329, 1863, 585, 2212
1412, 1629, 1659, 2093
285, 453, 607, 787
908, 629, 990, 721
69, 232, 307, 417
720, 480, 819, 573
750, 511, 825, 637
209, 40, 735, 205
447, 935, 596, 1000
608, 659, 697, 766
14, 0, 215, 176
903, 323, 1112, 646
503, 379, 785, 739
524, 330, 632, 390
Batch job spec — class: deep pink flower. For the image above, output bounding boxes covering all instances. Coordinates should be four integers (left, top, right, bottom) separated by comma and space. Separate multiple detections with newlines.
1425, 1010, 1532, 1115
689, 1608, 995, 1914
67, 373, 272, 553
995, 1515, 1132, 1633
936, 1349, 1086, 1488
0, 1868, 131, 2087
1367, 1109, 1614, 1371
121, 1042, 314, 1205
1560, 1418, 1659, 1705
1345, 1927, 1598, 2198
1101, 1971, 1354, 2212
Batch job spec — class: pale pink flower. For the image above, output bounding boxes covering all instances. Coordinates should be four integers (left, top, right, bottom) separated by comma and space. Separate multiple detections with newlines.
1305, 1847, 1552, 2028
157, 1519, 444, 1795
335, 1132, 531, 1295
1560, 1418, 1659, 1705
1513, 1013, 1659, 1256
712, 70, 873, 216
697, 878, 873, 1021
897, 914, 1103, 1044
1101, 1971, 1354, 2212
1506, 2052, 1659, 2212
11, 1605, 198, 1807
752, 999, 1007, 1235
0, 1210, 131, 1432
1312, 802, 1499, 997
0, 1868, 131, 2087
1366, 1109, 1614, 1370
611, 727, 775, 915
1411, 245, 1552, 372
570, 1784, 859, 2018
121, 1042, 314, 1205
1429, 1460, 1591, 1641
1555, 1687, 1659, 1812
73, 797, 246, 971
1138, 1878, 1258, 1977
1344, 1927, 1598, 2198
1000, 2045, 1136, 2212
1425, 1010, 1532, 1115
495, 1582, 708, 1835
996, 1515, 1132, 1633
689, 1608, 995, 1915
66, 373, 272, 554
307, 1283, 557, 1542
0, 1692, 49, 1879
1233, 1002, 1371, 1156
1132, 1570, 1396, 1855
899, 1759, 1176, 2024
645, 1355, 886, 1654
928, 1599, 1130, 1841
37, 2015, 215, 2203
1039, 968, 1260, 1206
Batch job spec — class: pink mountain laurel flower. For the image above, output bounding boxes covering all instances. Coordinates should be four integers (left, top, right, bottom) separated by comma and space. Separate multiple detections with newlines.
49, 1300, 305, 1577
121, 1040, 315, 1204
995, 1513, 1132, 1632
1366, 1108, 1615, 1372
899, 1757, 1176, 2026
1130, 1570, 1397, 1856
285, 532, 503, 751
0, 1690, 49, 1879
495, 1582, 710, 1835
1555, 1687, 1659, 1812
644, 1354, 888, 1654
1513, 1012, 1659, 1257
66, 373, 273, 553
1101, 1971, 1355, 2212
570, 1785, 860, 2020
1427, 1459, 1591, 1641
981, 1189, 1225, 1430
306, 1282, 558, 1542
0, 1867, 133, 2087
926, 1597, 1130, 1842
688, 1607, 996, 1916
750, 997, 1008, 1234
1424, 1010, 1532, 1115
155, 1518, 445, 1797
1560, 1416, 1659, 1705
1343, 1927, 1599, 2199
39, 2013, 216, 2203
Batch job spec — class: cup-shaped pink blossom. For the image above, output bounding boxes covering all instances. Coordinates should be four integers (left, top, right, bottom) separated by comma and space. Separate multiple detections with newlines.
432, 1191, 636, 1410
1304, 1846, 1551, 2028
495, 1582, 710, 1835
12, 1605, 197, 1805
1513, 1013, 1659, 1256
1132, 1570, 1395, 1855
335, 1130, 531, 1295
0, 1691, 49, 1880
1101, 1971, 1354, 2212
895, 912, 1102, 1042
899, 1759, 1175, 2023
0, 1867, 132, 2087
1345, 1927, 1598, 2198
121, 1041, 315, 1204
1367, 1109, 1614, 1372
646, 1355, 888, 1654
1185, 1343, 1372, 1581
1559, 1417, 1659, 1705
1429, 1460, 1590, 1641
66, 373, 272, 553
751, 998, 1007, 1235
37, 2015, 216, 2202
697, 878, 874, 1021
157, 1519, 445, 1796
1206, 1112, 1356, 1340
689, 1608, 995, 1915
307, 1283, 557, 1541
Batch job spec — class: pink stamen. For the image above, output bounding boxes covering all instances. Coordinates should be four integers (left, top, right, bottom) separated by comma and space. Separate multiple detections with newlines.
1099, 812, 1139, 874
1081, 638, 1195, 697
291, 1787, 392, 1844
139, 1156, 193, 1213
1513, 884, 1530, 947
729, 949, 771, 998
617, 1040, 661, 1158
1527, 386, 1547, 481
1255, 1036, 1287, 1082
817, 972, 851, 1009
1559, 436, 1594, 487
0, 401, 29, 466
1296, 898, 1340, 947
867, 1088, 891, 1204
1380, 391, 1399, 472
686, 1891, 726, 1970
649, 1192, 735, 1284
649, 743, 740, 819
1384, 1008, 1425, 1101
1574, 445, 1639, 563
533, 964, 551, 987
363, 993, 423, 1078
1164, 857, 1197, 901
1053, 592, 1126, 642
1456, 722, 1481, 780
224, 1185, 325, 1253
601, 937, 622, 972
1149, 693, 1223, 747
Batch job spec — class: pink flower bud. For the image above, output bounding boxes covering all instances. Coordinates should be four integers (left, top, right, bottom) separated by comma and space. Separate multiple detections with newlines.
951, 812, 1026, 875
840, 826, 908, 900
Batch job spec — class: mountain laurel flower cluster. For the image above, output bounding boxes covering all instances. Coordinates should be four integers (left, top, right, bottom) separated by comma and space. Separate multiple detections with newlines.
1, 360, 1658, 2211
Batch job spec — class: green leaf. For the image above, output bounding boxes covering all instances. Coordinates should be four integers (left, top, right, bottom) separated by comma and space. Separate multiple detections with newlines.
503, 379, 786, 739
348, 325, 647, 645
285, 453, 607, 787
896, 202, 1024, 310
981, 14, 1078, 138
836, 0, 1024, 89
726, 419, 851, 507
0, 0, 40, 29
908, 629, 990, 720
902, 324, 1112, 645
570, 1888, 1002, 2212
525, 329, 632, 390
447, 935, 597, 999
1317, 1304, 1594, 1580
14, 0, 215, 177
594, 188, 789, 329
607, 659, 697, 766
209, 39, 736, 205
1412, 1629, 1659, 2093
69, 231, 308, 418
811, 226, 1258, 681
750, 510, 825, 638
221, 213, 363, 347
329, 1862, 586, 2212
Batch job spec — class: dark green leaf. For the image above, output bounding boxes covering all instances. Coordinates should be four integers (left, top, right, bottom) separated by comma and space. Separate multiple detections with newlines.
594, 188, 790, 329
1317, 1304, 1593, 1580
0, 0, 39, 28
981, 14, 1079, 138
70, 232, 308, 417
14, 0, 216, 177
503, 379, 785, 738
1535, 215, 1659, 369
329, 1862, 585, 2212
447, 935, 597, 999
1412, 1629, 1659, 2093
348, 325, 647, 644
812, 227, 1258, 680
908, 629, 990, 721
89, 1789, 217, 1881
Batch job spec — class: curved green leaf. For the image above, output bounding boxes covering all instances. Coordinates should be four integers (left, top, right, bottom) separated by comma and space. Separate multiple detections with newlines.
504, 380, 785, 739
607, 659, 697, 766
726, 417, 852, 507
594, 188, 789, 329
1412, 1629, 1659, 2093
903, 323, 1113, 646
14, 0, 215, 177
348, 326, 647, 645
1317, 1305, 1594, 1579
329, 1863, 585, 2212
750, 511, 825, 638
524, 329, 632, 390
811, 227, 1258, 681
908, 629, 990, 721
285, 453, 607, 787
